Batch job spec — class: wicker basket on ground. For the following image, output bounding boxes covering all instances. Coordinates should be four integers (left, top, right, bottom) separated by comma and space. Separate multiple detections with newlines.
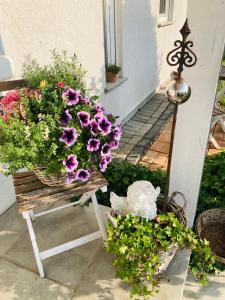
196, 208, 225, 264
106, 191, 187, 273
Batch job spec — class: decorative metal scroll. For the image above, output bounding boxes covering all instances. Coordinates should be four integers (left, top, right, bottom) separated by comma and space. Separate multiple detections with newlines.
166, 19, 197, 78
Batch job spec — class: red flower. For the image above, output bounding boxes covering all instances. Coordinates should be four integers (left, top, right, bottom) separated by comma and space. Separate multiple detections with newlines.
58, 81, 65, 88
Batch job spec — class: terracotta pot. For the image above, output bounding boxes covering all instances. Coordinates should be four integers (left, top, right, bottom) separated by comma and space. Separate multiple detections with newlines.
106, 72, 118, 83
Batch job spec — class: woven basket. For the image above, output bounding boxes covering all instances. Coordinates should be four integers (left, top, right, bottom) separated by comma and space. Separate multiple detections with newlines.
34, 166, 67, 187
106, 191, 187, 273
196, 208, 225, 264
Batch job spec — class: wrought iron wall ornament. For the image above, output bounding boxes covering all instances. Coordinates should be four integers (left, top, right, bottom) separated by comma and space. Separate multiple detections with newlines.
163, 18, 197, 210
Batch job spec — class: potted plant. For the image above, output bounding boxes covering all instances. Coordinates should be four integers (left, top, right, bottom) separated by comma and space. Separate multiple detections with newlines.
0, 51, 122, 186
105, 181, 217, 298
106, 64, 121, 83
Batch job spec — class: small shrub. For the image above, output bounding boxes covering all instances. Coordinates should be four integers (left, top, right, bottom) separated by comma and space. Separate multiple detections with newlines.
105, 64, 121, 74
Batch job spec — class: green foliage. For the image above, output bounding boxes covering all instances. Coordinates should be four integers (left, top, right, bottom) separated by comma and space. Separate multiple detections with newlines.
105, 213, 216, 298
197, 150, 225, 215
22, 50, 86, 90
219, 95, 225, 107
106, 64, 121, 74
96, 161, 166, 206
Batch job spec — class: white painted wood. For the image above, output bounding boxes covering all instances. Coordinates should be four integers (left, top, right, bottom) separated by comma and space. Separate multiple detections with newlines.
100, 185, 107, 193
91, 193, 107, 240
22, 189, 107, 277
40, 231, 102, 260
169, 0, 225, 226
22, 212, 45, 278
209, 133, 221, 149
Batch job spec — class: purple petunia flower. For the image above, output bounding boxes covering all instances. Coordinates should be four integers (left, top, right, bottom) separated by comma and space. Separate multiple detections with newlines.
104, 154, 112, 164
78, 95, 89, 104
98, 117, 112, 135
113, 125, 122, 141
75, 169, 90, 182
66, 172, 76, 184
60, 127, 78, 146
60, 109, 72, 126
63, 154, 78, 172
87, 138, 100, 152
90, 120, 98, 135
62, 88, 80, 106
99, 157, 108, 172
101, 143, 111, 155
77, 111, 90, 127
95, 103, 104, 113
110, 139, 120, 150
94, 112, 104, 123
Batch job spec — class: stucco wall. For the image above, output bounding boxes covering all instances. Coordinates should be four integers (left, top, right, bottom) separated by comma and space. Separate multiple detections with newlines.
0, 0, 187, 214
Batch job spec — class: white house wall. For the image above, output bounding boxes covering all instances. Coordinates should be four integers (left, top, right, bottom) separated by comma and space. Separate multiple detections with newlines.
0, 0, 187, 214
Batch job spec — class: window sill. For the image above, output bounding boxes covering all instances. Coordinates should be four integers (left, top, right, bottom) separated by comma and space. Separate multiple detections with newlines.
105, 77, 128, 93
158, 20, 174, 28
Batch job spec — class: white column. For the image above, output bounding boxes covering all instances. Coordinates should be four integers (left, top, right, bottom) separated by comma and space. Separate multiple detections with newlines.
169, 0, 225, 226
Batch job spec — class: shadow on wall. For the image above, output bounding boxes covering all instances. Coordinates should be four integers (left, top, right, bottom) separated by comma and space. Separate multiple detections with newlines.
102, 0, 162, 122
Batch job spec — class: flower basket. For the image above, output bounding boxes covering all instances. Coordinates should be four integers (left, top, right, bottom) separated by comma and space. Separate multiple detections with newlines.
34, 166, 67, 187
196, 208, 225, 264
106, 191, 187, 273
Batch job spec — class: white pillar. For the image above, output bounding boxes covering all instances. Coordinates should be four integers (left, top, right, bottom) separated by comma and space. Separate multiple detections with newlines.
169, 0, 225, 226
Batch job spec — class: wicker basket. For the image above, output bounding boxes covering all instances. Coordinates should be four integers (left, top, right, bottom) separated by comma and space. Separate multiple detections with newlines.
196, 208, 225, 264
106, 191, 187, 273
34, 166, 67, 187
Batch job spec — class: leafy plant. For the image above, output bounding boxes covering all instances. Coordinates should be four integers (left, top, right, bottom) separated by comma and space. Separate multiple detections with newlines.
105, 213, 216, 298
0, 51, 122, 182
219, 95, 225, 107
106, 64, 121, 74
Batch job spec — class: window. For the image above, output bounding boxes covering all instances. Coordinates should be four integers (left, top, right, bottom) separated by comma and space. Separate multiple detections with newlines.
103, 0, 122, 67
159, 0, 173, 23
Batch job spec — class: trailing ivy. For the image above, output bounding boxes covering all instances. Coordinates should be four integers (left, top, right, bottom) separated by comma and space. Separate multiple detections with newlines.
105, 213, 216, 298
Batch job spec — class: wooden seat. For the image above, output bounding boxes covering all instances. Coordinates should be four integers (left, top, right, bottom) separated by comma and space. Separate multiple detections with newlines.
13, 170, 108, 212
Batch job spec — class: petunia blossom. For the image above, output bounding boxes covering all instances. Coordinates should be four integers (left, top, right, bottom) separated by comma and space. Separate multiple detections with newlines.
112, 125, 122, 141
66, 172, 76, 184
87, 138, 100, 152
77, 111, 90, 127
90, 119, 98, 135
75, 169, 90, 182
60, 127, 78, 146
94, 112, 104, 123
95, 103, 104, 113
60, 109, 72, 126
99, 157, 108, 172
63, 154, 78, 172
98, 117, 112, 135
62, 88, 80, 106
101, 143, 111, 155
110, 139, 120, 150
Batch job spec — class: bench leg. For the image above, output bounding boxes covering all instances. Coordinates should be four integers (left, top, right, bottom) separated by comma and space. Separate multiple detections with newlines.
91, 192, 107, 240
22, 212, 45, 278
209, 133, 221, 149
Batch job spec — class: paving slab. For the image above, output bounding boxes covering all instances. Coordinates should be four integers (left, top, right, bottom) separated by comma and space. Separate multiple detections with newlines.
183, 271, 225, 300
0, 260, 73, 300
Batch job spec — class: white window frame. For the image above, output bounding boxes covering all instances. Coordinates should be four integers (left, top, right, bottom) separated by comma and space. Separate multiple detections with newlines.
159, 0, 173, 23
103, 0, 122, 68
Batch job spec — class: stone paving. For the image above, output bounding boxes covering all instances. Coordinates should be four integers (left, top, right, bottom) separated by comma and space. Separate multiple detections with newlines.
114, 92, 173, 164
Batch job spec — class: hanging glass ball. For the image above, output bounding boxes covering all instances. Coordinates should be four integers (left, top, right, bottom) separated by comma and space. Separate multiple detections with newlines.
167, 80, 191, 105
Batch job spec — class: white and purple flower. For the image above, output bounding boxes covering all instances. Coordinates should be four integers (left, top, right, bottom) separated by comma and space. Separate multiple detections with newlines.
66, 172, 76, 184
110, 139, 120, 150
113, 125, 122, 141
60, 127, 78, 146
101, 143, 111, 155
98, 117, 112, 135
75, 169, 90, 182
60, 109, 72, 126
62, 88, 80, 106
63, 154, 78, 172
90, 119, 98, 135
87, 138, 100, 152
95, 103, 104, 113
77, 111, 90, 127
99, 157, 109, 172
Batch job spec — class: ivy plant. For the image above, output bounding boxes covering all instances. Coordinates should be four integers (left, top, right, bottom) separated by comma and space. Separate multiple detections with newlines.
105, 213, 217, 298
